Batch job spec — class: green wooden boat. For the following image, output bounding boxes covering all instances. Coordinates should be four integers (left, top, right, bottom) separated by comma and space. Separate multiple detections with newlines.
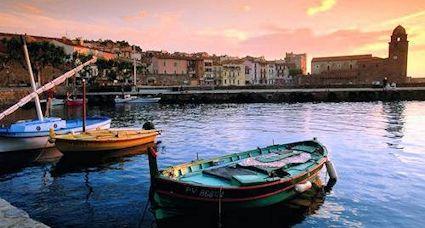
147, 139, 337, 220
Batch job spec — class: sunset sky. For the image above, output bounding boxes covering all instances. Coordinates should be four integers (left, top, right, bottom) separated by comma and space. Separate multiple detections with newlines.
0, 0, 424, 76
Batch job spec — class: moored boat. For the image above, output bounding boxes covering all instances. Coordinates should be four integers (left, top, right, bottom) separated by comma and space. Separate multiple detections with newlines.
50, 128, 159, 154
65, 98, 86, 106
114, 94, 161, 104
114, 94, 135, 103
0, 116, 111, 153
147, 139, 337, 220
128, 96, 161, 103
0, 35, 107, 153
51, 98, 65, 106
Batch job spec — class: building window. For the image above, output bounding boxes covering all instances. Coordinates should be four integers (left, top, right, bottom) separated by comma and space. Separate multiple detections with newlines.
238, 80, 240, 85
397, 37, 401, 42
327, 66, 330, 71
163, 61, 166, 66
350, 64, 352, 70
224, 79, 227, 84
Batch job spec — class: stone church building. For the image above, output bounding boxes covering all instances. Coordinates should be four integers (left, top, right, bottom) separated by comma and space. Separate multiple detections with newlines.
311, 25, 409, 85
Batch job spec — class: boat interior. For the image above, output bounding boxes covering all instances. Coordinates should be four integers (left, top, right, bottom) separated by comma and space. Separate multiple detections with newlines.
160, 142, 325, 187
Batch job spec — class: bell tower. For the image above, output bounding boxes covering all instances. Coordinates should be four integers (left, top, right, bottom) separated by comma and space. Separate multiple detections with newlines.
388, 25, 408, 81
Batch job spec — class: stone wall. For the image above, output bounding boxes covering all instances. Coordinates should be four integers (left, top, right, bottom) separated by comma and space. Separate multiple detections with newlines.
0, 59, 68, 87
0, 198, 49, 227
0, 88, 31, 107
159, 89, 425, 104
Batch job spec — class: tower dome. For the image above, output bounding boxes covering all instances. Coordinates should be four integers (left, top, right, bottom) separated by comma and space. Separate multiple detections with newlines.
393, 25, 406, 35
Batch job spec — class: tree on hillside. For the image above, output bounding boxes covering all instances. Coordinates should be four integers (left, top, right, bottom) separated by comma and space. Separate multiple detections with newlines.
95, 58, 134, 83
71, 52, 95, 84
28, 41, 69, 85
2, 37, 69, 85
289, 68, 303, 76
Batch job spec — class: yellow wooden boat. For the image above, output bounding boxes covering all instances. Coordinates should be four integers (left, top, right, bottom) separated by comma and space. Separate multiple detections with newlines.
49, 128, 159, 154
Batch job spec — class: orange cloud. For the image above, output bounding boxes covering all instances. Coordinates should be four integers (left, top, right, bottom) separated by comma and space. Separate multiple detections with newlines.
198, 28, 249, 41
13, 2, 44, 15
241, 5, 251, 12
122, 10, 148, 21
307, 0, 337, 16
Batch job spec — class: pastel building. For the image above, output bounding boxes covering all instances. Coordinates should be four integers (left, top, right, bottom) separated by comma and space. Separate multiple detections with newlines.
201, 58, 215, 85
220, 60, 245, 86
49, 39, 116, 60
266, 61, 277, 85
242, 56, 265, 85
151, 55, 188, 75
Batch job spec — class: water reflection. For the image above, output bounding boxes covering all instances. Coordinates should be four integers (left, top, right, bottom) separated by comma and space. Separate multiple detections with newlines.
0, 148, 60, 176
1, 102, 424, 227
382, 102, 405, 149
51, 143, 154, 177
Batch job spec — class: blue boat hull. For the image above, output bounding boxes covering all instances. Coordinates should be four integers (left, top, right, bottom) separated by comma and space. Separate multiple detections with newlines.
0, 116, 111, 153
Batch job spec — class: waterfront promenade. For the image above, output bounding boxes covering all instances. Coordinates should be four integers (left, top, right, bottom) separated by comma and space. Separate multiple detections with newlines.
84, 87, 425, 104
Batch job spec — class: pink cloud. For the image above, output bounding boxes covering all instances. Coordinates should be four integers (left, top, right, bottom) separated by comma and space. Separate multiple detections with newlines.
13, 2, 44, 15
239, 28, 390, 58
122, 10, 148, 22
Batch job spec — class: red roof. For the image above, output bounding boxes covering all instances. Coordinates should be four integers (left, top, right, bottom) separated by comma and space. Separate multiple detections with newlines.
312, 54, 373, 62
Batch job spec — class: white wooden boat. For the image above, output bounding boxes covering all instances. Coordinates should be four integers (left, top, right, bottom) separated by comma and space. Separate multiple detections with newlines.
115, 94, 161, 104
0, 35, 109, 153
128, 97, 161, 103
0, 117, 111, 153
114, 94, 136, 103
51, 98, 65, 106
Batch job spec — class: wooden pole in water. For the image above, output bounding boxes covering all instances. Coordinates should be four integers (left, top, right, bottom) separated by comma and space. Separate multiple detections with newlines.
82, 79, 86, 132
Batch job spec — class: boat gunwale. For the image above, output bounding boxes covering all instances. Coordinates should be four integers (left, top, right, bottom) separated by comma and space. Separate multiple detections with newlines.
154, 156, 327, 191
0, 116, 111, 136
53, 131, 159, 142
153, 159, 326, 202
157, 140, 327, 183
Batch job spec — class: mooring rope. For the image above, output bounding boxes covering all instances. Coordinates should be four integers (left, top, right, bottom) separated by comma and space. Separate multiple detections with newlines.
218, 186, 223, 228
138, 186, 152, 228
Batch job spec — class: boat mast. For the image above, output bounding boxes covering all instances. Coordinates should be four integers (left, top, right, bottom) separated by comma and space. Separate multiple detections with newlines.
132, 45, 137, 89
82, 79, 86, 132
21, 35, 44, 121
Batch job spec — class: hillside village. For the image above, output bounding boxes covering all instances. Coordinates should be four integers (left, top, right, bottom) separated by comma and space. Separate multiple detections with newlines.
0, 32, 307, 88
0, 26, 422, 89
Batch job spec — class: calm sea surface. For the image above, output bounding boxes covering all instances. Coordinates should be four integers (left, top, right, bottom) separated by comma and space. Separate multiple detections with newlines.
0, 101, 425, 227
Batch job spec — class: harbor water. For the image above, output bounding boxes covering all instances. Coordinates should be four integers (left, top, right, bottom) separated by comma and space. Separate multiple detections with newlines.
0, 101, 425, 227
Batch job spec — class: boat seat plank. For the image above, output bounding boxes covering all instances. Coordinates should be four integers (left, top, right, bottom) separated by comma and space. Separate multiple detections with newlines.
202, 165, 260, 181
232, 175, 268, 185
180, 174, 234, 187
